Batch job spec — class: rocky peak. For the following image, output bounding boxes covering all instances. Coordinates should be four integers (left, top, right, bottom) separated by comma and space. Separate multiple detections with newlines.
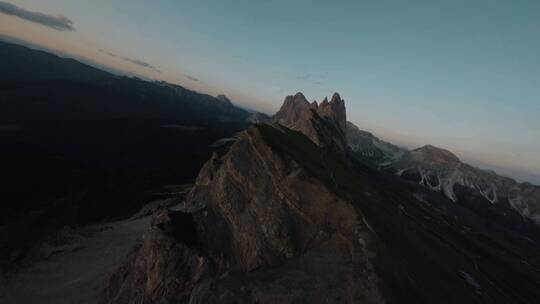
320, 97, 328, 105
274, 92, 346, 129
99, 104, 540, 304
273, 92, 312, 125
411, 145, 460, 164
317, 92, 346, 131
272, 92, 348, 151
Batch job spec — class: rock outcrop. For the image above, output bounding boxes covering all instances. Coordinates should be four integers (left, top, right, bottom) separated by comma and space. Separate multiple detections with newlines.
100, 124, 385, 303
100, 92, 540, 304
98, 210, 209, 304
272, 92, 348, 152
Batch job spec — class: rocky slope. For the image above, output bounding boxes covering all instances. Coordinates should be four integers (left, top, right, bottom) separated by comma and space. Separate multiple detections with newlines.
100, 92, 540, 304
346, 122, 406, 165
99, 124, 385, 303
345, 121, 540, 228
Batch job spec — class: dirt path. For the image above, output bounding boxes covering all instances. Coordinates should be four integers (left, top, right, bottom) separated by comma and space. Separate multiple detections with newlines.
1, 216, 150, 304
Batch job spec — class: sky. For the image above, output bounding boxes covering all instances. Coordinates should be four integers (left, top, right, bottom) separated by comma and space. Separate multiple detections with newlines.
1, 0, 539, 183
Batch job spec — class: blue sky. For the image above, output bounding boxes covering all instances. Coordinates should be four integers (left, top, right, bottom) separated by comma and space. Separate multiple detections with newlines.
1, 0, 539, 182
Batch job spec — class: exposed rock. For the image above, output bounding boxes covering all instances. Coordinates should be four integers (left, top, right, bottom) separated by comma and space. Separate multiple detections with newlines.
98, 210, 209, 304
391, 144, 540, 228
272, 92, 348, 152
411, 145, 460, 164
346, 121, 406, 165
273, 92, 313, 126
100, 93, 540, 304
101, 124, 385, 303
345, 121, 540, 228
317, 92, 347, 131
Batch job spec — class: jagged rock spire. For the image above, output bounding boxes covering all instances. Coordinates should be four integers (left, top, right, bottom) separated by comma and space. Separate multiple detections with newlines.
273, 92, 346, 131
271, 92, 348, 152
318, 92, 346, 131
273, 92, 311, 125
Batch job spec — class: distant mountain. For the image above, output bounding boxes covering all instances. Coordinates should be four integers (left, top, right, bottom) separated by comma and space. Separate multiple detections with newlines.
392, 145, 540, 226
346, 122, 406, 164
0, 41, 257, 270
346, 118, 540, 229
101, 92, 540, 303
273, 92, 540, 230
0, 41, 113, 82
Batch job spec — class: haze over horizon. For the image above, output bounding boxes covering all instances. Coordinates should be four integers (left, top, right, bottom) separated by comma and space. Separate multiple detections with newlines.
1, 0, 539, 184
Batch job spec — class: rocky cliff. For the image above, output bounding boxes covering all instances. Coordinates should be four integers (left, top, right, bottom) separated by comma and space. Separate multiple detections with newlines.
100, 93, 540, 304
272, 92, 347, 151
99, 124, 385, 304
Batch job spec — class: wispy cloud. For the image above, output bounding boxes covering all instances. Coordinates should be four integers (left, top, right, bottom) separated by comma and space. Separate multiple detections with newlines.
99, 49, 161, 73
0, 1, 74, 31
184, 74, 200, 82
296, 72, 328, 85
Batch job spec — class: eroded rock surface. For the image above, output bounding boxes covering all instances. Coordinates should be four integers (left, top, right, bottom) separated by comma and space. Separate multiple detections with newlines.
100, 92, 540, 304
100, 123, 385, 304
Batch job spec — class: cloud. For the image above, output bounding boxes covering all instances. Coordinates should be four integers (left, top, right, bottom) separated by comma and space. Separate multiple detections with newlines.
99, 49, 161, 73
296, 72, 328, 85
0, 1, 75, 31
184, 74, 200, 82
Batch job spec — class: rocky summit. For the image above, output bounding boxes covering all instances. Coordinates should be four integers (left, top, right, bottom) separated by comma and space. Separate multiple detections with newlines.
100, 93, 540, 304
100, 123, 385, 304
272, 92, 348, 152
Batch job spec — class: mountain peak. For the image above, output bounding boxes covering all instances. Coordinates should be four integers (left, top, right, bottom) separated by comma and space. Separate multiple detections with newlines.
272, 92, 348, 151
293, 91, 308, 101
273, 92, 312, 125
330, 92, 342, 103
412, 144, 460, 164
320, 97, 329, 105
318, 92, 346, 131
273, 92, 346, 131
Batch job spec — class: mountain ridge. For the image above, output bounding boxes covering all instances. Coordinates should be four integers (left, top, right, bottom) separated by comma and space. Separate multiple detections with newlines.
273, 92, 540, 228
100, 93, 540, 303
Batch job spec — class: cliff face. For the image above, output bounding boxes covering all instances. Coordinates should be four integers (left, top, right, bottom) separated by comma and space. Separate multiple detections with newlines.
272, 92, 347, 151
99, 124, 385, 304
98, 210, 209, 304
100, 93, 540, 304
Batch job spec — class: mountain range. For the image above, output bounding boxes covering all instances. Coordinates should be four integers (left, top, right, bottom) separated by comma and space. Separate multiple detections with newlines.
0, 40, 253, 272
100, 91, 540, 303
346, 120, 540, 230
2, 40, 540, 303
